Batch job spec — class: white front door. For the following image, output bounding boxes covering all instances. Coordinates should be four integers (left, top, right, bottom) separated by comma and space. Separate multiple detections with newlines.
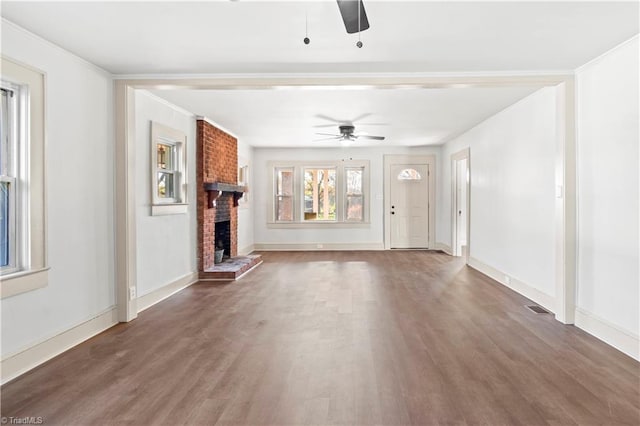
389, 164, 429, 248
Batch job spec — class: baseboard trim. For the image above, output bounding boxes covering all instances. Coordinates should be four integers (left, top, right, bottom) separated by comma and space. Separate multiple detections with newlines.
435, 243, 453, 255
253, 242, 385, 251
575, 307, 639, 361
468, 257, 555, 313
1, 307, 118, 385
238, 244, 255, 256
137, 272, 198, 313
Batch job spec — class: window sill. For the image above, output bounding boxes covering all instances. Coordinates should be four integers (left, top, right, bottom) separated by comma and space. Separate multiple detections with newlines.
151, 203, 188, 216
267, 222, 371, 229
1, 267, 49, 299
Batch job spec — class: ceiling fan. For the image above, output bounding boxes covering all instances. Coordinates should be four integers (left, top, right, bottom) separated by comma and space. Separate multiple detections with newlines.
315, 125, 385, 142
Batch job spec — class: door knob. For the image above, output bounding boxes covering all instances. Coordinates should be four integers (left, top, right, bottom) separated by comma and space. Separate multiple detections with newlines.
391, 205, 395, 209
391, 212, 395, 215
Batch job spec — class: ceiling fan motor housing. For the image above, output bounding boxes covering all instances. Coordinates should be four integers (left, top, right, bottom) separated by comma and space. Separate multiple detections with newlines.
339, 125, 355, 135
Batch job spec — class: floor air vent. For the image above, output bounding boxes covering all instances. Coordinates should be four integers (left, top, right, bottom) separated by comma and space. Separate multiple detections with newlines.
527, 305, 550, 314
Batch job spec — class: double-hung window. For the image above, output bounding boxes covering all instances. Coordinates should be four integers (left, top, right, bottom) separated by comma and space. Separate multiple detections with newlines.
1, 57, 48, 298
345, 166, 364, 222
303, 168, 337, 221
156, 140, 178, 200
269, 160, 369, 226
0, 84, 18, 273
274, 167, 294, 221
151, 121, 188, 215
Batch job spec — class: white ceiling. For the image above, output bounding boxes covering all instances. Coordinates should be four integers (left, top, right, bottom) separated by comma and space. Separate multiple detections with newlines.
1, 1, 637, 75
149, 86, 543, 147
2, 1, 637, 147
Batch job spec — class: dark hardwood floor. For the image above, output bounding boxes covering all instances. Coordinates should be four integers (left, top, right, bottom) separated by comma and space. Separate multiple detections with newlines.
2, 251, 639, 425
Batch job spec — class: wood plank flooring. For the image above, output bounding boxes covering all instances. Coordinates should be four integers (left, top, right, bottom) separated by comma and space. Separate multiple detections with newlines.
2, 251, 639, 425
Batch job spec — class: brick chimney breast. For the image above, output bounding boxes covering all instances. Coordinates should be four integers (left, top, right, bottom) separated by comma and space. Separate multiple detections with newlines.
197, 119, 239, 271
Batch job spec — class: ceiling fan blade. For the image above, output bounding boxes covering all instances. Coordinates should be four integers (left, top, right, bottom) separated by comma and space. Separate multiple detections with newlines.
356, 135, 385, 140
315, 114, 344, 123
356, 122, 388, 126
313, 136, 343, 142
336, 0, 370, 34
349, 113, 372, 123
312, 124, 342, 128
315, 132, 341, 137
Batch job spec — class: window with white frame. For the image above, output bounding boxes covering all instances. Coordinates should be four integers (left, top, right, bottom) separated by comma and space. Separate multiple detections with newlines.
151, 121, 187, 215
1, 57, 48, 299
270, 160, 369, 225
345, 166, 364, 222
0, 84, 19, 274
156, 140, 177, 200
303, 167, 336, 221
274, 167, 294, 222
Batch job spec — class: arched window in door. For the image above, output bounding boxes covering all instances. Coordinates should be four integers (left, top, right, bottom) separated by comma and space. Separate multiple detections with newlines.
397, 168, 422, 180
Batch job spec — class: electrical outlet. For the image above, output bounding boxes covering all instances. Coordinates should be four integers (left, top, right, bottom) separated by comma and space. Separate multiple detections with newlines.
317, 244, 323, 249
504, 275, 511, 285
129, 287, 136, 300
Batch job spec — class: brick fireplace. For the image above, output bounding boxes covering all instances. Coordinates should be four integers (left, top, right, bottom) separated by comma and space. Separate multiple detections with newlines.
196, 119, 239, 272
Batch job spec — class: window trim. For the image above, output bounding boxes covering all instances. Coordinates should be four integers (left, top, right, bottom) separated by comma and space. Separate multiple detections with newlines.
150, 121, 188, 216
1, 56, 48, 299
268, 160, 370, 227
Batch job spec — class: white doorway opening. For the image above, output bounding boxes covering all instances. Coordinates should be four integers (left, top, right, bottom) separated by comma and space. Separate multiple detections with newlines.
451, 148, 470, 261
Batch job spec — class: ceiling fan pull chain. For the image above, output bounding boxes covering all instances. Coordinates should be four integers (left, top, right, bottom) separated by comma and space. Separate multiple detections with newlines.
356, 0, 363, 48
304, 8, 310, 45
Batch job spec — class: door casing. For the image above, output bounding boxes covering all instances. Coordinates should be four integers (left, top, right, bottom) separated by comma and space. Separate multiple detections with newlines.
451, 148, 470, 262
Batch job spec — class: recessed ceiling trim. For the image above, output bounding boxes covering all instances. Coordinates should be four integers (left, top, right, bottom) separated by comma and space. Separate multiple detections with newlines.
120, 74, 573, 92
115, 70, 575, 82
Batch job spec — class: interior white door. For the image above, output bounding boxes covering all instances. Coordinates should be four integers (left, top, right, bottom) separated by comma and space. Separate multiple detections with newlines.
455, 158, 468, 255
390, 164, 429, 248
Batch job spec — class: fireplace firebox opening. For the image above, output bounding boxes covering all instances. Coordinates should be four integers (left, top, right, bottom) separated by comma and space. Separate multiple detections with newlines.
215, 220, 231, 259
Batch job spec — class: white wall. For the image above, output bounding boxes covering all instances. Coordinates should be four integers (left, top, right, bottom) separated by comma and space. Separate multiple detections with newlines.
439, 87, 558, 301
253, 146, 441, 248
1, 22, 115, 357
575, 36, 639, 340
134, 91, 197, 296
